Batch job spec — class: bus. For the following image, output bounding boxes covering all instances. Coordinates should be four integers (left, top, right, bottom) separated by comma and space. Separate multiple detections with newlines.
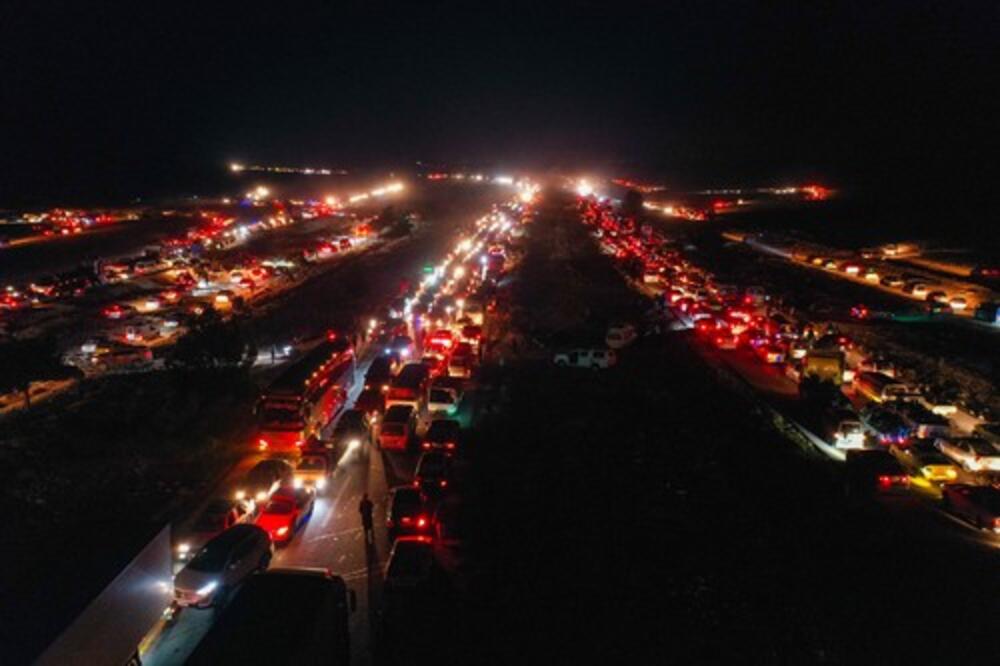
254, 338, 355, 453
854, 371, 916, 404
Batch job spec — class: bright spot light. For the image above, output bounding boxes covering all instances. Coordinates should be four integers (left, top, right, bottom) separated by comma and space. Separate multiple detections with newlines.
453, 266, 466, 280
576, 180, 594, 197
230, 162, 244, 172
324, 195, 338, 206
255, 185, 270, 198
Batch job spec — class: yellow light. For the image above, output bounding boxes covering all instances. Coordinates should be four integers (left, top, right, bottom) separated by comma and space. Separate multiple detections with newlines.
255, 185, 269, 198
453, 266, 465, 279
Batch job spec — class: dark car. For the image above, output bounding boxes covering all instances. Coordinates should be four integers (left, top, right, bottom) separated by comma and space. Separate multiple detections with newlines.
421, 419, 461, 454
844, 450, 910, 498
385, 536, 436, 592
386, 486, 432, 539
238, 459, 295, 504
331, 408, 373, 451
355, 387, 386, 423
941, 484, 1000, 532
177, 497, 255, 561
413, 451, 453, 494
365, 355, 396, 392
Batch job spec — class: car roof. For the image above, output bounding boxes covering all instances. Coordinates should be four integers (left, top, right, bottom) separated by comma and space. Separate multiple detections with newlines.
206, 523, 264, 548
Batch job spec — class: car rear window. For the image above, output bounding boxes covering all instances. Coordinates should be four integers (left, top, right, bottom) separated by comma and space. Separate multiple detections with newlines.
382, 424, 404, 436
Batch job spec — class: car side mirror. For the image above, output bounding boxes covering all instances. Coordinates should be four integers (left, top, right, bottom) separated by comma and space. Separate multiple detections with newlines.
349, 589, 357, 612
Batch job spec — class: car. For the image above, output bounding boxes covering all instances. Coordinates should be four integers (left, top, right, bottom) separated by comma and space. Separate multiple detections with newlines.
384, 536, 436, 592
925, 290, 949, 303
421, 419, 461, 453
294, 454, 330, 492
605, 323, 637, 349
237, 459, 295, 504
420, 354, 448, 378
380, 404, 416, 450
185, 568, 355, 666
354, 387, 386, 424
176, 498, 256, 561
331, 408, 373, 452
365, 355, 396, 392
102, 303, 136, 320
427, 387, 459, 416
844, 450, 910, 497
425, 329, 455, 356
386, 486, 432, 539
447, 348, 476, 378
941, 484, 1000, 532
173, 524, 272, 608
413, 451, 453, 494
948, 296, 968, 311
714, 331, 741, 350
255, 486, 315, 544
859, 406, 912, 446
880, 275, 905, 288
552, 348, 616, 369
935, 437, 1000, 473
754, 343, 785, 364
390, 335, 416, 360
459, 324, 482, 347
890, 440, 959, 484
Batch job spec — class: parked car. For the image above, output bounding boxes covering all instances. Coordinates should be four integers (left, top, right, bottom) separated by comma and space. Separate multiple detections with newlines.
173, 524, 272, 608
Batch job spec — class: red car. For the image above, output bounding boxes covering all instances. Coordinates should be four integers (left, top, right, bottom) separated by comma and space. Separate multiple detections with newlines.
102, 303, 135, 319
254, 487, 315, 545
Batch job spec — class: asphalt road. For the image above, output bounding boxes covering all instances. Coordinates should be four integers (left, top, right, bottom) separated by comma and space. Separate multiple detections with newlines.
141, 352, 422, 666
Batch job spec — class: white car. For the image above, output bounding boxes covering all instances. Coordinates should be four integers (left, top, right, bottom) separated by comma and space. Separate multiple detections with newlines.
427, 387, 459, 415
553, 348, 616, 369
173, 524, 272, 608
935, 437, 1000, 473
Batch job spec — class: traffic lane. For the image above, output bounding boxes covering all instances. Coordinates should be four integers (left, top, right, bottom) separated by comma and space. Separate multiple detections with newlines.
0, 215, 195, 282
693, 339, 800, 399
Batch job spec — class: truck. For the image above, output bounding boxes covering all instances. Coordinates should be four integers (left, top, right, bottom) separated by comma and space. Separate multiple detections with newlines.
186, 568, 356, 665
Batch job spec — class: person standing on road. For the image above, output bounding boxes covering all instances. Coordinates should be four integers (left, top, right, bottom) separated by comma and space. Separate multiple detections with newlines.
359, 493, 374, 544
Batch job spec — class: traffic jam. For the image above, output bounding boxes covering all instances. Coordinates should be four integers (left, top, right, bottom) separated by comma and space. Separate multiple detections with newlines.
578, 196, 1000, 540
1, 182, 402, 385
140, 193, 531, 662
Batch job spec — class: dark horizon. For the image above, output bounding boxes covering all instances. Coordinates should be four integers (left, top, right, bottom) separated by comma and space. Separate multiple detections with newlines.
2, 2, 998, 232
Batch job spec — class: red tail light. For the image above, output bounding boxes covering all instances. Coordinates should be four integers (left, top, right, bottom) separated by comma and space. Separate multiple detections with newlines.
400, 516, 411, 524
417, 516, 427, 528
422, 442, 431, 450
445, 442, 456, 450
440, 480, 448, 488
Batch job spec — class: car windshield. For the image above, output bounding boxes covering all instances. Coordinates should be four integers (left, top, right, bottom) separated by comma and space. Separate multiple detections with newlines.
263, 499, 294, 515
297, 457, 325, 472
393, 491, 422, 512
260, 406, 302, 427
194, 512, 228, 532
389, 545, 432, 577
418, 457, 445, 476
188, 542, 231, 572
429, 390, 454, 404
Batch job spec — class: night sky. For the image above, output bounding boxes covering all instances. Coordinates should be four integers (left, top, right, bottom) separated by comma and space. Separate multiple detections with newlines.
2, 1, 998, 219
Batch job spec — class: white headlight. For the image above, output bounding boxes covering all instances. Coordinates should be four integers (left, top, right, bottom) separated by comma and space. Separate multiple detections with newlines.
197, 581, 218, 597
316, 478, 327, 490
178, 543, 190, 555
